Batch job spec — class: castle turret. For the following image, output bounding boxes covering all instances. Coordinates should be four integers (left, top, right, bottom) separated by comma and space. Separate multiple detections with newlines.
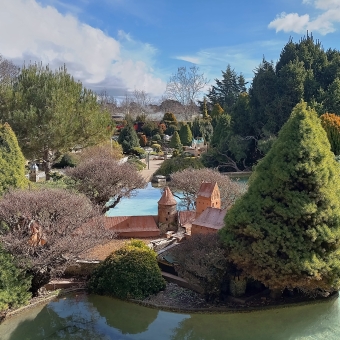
158, 186, 177, 233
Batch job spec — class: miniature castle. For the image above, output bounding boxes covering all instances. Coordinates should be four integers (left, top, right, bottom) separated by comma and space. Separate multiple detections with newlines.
105, 182, 226, 238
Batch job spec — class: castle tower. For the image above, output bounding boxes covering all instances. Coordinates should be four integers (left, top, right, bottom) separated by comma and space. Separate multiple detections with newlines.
29, 163, 39, 182
196, 182, 221, 218
158, 186, 177, 232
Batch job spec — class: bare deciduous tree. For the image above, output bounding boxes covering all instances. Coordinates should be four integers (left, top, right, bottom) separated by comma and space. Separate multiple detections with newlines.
65, 151, 147, 213
170, 234, 230, 301
166, 66, 208, 119
170, 168, 246, 210
0, 54, 19, 86
0, 188, 114, 294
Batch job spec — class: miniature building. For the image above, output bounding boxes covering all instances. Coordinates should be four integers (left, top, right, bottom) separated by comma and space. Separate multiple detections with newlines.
29, 163, 39, 182
183, 138, 208, 157
196, 182, 221, 218
191, 207, 226, 236
105, 216, 160, 238
158, 186, 177, 232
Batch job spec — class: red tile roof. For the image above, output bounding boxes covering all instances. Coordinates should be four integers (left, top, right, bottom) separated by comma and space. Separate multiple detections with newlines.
158, 186, 177, 206
105, 216, 160, 238
197, 182, 218, 198
192, 207, 226, 230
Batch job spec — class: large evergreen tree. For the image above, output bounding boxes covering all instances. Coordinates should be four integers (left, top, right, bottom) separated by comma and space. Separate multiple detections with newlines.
220, 101, 340, 293
0, 123, 27, 195
4, 64, 112, 179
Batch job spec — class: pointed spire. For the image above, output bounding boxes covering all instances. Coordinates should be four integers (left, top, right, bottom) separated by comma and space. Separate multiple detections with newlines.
158, 186, 177, 206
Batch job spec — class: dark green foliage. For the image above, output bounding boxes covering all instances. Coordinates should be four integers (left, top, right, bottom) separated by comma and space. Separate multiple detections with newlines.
53, 152, 79, 168
220, 102, 340, 293
165, 123, 178, 136
0, 123, 27, 195
0, 246, 31, 312
207, 64, 247, 113
154, 156, 204, 177
152, 133, 161, 142
171, 234, 231, 301
118, 123, 140, 153
87, 240, 165, 299
169, 131, 182, 150
130, 147, 146, 158
178, 124, 193, 146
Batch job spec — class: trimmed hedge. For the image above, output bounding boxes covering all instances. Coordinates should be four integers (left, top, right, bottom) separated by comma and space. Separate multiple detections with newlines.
87, 240, 165, 299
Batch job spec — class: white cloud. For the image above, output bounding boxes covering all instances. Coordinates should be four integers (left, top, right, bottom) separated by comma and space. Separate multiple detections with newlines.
0, 0, 165, 97
268, 0, 340, 35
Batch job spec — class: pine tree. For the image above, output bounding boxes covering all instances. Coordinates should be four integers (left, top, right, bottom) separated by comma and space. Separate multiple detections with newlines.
118, 123, 140, 154
220, 101, 340, 293
179, 124, 193, 146
0, 123, 27, 196
169, 131, 182, 150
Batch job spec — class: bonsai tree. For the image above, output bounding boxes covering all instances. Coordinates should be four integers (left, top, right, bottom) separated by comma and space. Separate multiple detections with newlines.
0, 123, 27, 196
87, 240, 165, 299
220, 101, 340, 295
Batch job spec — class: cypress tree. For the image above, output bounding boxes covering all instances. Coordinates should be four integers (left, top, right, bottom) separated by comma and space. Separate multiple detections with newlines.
118, 123, 140, 154
220, 101, 340, 293
179, 124, 193, 146
0, 123, 27, 195
169, 131, 182, 150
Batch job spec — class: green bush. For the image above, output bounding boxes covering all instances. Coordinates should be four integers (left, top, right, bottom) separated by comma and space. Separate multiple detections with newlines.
152, 134, 161, 142
0, 246, 31, 312
87, 240, 165, 299
154, 156, 204, 177
128, 157, 146, 170
151, 143, 162, 152
54, 153, 79, 168
131, 147, 146, 158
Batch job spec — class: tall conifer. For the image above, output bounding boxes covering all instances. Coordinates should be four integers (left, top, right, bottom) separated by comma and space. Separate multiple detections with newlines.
0, 123, 27, 195
220, 102, 340, 293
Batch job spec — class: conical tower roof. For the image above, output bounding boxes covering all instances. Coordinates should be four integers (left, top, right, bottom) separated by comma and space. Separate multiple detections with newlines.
158, 186, 177, 206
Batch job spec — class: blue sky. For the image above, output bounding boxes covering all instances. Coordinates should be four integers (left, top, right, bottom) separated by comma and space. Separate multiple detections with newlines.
1, 0, 340, 99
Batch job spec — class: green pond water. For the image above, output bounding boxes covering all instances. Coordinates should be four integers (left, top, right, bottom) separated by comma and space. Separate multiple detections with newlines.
1, 293, 340, 340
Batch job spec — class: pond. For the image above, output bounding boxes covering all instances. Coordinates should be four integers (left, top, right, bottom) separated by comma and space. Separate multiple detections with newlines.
106, 183, 182, 217
1, 293, 340, 340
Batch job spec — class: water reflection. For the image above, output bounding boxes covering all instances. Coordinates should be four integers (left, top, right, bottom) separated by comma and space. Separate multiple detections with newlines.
1, 293, 340, 340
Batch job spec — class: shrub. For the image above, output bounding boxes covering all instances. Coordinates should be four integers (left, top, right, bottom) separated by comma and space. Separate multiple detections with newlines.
152, 134, 161, 142
171, 234, 231, 301
128, 157, 146, 170
320, 113, 340, 155
54, 152, 79, 168
154, 156, 204, 177
131, 147, 146, 158
151, 143, 162, 152
87, 240, 165, 299
0, 245, 31, 312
